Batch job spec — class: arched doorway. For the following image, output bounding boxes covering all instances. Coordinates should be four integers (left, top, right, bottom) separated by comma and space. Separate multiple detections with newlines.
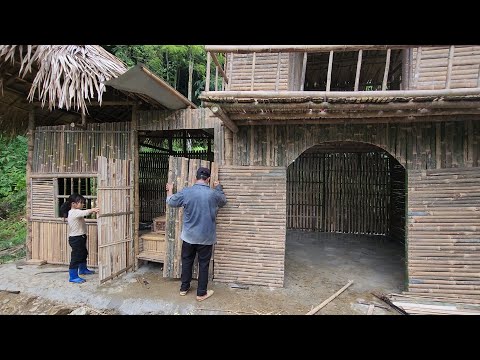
285, 141, 406, 312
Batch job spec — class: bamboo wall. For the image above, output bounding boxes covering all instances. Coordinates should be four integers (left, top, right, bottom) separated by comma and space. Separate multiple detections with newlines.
225, 53, 290, 91
33, 122, 131, 173
139, 153, 169, 222
30, 122, 131, 265
31, 220, 98, 266
407, 167, 480, 299
390, 163, 406, 243
138, 108, 224, 164
411, 46, 480, 90
287, 151, 392, 235
232, 120, 480, 170
215, 166, 286, 287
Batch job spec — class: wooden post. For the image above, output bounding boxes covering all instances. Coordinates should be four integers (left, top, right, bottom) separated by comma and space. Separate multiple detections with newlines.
215, 66, 219, 91
188, 56, 193, 101
446, 45, 455, 89
300, 52, 307, 91
228, 53, 234, 90
413, 47, 422, 89
382, 48, 391, 91
205, 52, 211, 92
25, 109, 35, 260
326, 51, 334, 92
224, 127, 233, 166
211, 105, 239, 133
132, 104, 140, 269
354, 50, 363, 91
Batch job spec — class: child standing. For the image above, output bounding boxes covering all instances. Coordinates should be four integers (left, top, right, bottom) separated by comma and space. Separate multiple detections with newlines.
60, 193, 100, 283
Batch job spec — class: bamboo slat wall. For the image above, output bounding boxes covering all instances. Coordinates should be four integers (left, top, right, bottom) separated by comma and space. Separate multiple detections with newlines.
31, 220, 98, 266
287, 151, 391, 235
215, 166, 286, 287
233, 120, 480, 170
390, 163, 406, 243
138, 108, 224, 164
163, 156, 217, 279
225, 53, 290, 91
407, 167, 480, 299
31, 178, 56, 218
97, 156, 134, 283
33, 122, 131, 173
411, 46, 480, 90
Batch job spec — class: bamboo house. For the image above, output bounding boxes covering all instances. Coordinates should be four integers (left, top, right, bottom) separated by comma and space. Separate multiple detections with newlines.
1, 45, 479, 303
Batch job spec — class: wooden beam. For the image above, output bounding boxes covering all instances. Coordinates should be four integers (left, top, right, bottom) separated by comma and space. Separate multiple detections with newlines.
251, 52, 256, 91
204, 100, 480, 112
31, 101, 138, 106
210, 52, 229, 84
306, 280, 354, 315
201, 88, 480, 100
210, 105, 239, 133
132, 104, 140, 270
234, 114, 480, 126
275, 52, 281, 91
205, 45, 413, 53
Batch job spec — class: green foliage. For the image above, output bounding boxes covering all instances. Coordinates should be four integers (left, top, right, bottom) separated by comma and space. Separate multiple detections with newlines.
0, 135, 27, 198
102, 45, 213, 105
0, 214, 26, 264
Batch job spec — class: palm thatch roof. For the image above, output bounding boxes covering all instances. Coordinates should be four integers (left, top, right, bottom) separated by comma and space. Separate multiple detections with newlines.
0, 45, 173, 135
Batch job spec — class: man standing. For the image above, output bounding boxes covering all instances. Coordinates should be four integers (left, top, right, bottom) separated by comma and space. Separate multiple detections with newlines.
166, 167, 227, 301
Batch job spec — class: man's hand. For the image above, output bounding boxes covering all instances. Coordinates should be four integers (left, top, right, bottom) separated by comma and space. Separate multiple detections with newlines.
166, 183, 174, 192
213, 180, 220, 187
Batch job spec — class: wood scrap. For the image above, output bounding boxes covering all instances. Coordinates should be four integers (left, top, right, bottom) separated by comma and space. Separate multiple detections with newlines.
0, 289, 20, 294
306, 280, 354, 315
34, 270, 68, 275
372, 292, 408, 315
357, 300, 390, 311
229, 283, 249, 290
367, 304, 375, 315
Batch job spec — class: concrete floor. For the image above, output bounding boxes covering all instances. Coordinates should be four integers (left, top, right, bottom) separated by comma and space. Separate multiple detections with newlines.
0, 230, 406, 315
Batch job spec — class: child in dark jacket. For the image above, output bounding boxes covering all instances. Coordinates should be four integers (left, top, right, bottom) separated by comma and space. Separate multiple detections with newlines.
60, 193, 100, 283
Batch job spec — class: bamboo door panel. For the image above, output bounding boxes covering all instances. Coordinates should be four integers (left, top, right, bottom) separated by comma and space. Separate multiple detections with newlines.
163, 157, 218, 279
97, 156, 134, 283
215, 166, 287, 287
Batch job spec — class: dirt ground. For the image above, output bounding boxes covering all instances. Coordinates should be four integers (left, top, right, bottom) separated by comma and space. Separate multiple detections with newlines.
0, 230, 405, 315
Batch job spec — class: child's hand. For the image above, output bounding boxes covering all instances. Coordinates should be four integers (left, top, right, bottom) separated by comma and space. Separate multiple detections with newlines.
91, 207, 100, 214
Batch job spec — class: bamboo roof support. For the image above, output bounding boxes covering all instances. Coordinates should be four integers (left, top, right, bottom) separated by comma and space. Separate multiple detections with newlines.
382, 49, 391, 91
300, 52, 307, 91
251, 52, 256, 91
210, 105, 239, 133
354, 50, 363, 91
210, 52, 229, 84
228, 53, 233, 90
326, 51, 334, 92
275, 53, 281, 91
205, 52, 211, 92
446, 45, 455, 89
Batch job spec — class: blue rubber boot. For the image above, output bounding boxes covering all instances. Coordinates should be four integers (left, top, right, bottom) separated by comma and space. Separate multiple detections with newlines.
78, 262, 95, 275
69, 268, 86, 283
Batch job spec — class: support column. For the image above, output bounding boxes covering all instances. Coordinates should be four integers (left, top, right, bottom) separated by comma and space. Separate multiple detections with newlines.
26, 109, 35, 260
224, 127, 233, 166
131, 104, 140, 269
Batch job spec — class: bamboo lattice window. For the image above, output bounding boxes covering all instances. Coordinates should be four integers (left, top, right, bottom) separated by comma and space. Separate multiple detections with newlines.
57, 177, 97, 218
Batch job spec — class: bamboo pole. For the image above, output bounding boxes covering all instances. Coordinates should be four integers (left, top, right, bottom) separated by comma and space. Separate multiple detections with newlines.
132, 105, 139, 270
382, 48, 391, 91
250, 52, 256, 91
25, 109, 35, 260
205, 52, 211, 92
300, 52, 308, 91
354, 50, 363, 91
446, 45, 455, 89
275, 52, 281, 91
210, 105, 239, 133
210, 52, 229, 84
326, 51, 334, 92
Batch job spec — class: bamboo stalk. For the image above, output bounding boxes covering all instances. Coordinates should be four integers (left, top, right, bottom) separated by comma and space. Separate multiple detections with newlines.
306, 280, 354, 315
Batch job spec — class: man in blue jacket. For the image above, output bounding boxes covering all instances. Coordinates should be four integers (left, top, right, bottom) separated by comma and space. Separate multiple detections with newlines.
166, 167, 227, 302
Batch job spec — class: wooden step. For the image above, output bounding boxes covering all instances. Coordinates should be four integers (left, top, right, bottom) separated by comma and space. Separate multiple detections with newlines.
140, 232, 165, 241
137, 251, 164, 263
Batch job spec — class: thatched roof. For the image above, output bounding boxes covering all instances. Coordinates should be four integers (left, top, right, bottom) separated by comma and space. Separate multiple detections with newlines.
0, 45, 178, 135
